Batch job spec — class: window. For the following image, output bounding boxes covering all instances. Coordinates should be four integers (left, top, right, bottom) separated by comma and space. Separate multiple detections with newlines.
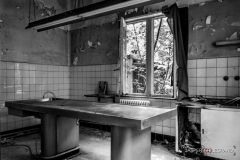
120, 13, 176, 98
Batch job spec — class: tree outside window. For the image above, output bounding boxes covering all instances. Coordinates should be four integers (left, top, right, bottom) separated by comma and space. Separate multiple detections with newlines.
123, 15, 174, 97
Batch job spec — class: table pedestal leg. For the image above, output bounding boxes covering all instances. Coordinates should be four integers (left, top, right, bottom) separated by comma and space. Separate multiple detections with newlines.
41, 114, 57, 157
41, 114, 80, 159
111, 126, 151, 160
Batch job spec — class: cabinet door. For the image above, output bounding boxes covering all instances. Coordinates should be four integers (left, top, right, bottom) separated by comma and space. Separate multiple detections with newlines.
201, 108, 240, 160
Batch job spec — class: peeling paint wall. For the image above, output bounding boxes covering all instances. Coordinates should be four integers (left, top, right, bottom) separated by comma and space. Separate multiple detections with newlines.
33, 0, 69, 20
70, 14, 118, 31
189, 0, 240, 59
0, 0, 69, 65
69, 0, 119, 30
71, 22, 119, 66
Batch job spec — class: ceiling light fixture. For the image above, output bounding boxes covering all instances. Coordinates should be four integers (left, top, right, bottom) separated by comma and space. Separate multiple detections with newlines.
26, 0, 165, 32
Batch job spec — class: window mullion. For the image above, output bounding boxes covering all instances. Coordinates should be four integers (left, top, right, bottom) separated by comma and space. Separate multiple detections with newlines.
146, 18, 154, 96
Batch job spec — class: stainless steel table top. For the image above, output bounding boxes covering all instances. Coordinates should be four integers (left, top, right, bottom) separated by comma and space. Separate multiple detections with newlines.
6, 98, 176, 130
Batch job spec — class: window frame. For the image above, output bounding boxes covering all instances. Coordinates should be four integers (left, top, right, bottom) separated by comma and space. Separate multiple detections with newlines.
120, 12, 177, 99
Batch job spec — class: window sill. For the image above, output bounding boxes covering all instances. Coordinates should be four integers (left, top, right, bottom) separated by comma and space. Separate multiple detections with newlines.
118, 94, 177, 100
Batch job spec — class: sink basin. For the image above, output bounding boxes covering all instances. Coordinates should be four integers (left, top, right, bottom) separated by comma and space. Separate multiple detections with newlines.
33, 97, 63, 102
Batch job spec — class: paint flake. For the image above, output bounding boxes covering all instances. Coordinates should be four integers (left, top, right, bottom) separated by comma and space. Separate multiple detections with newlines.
34, 0, 56, 17
226, 32, 238, 40
193, 25, 204, 30
88, 41, 93, 48
231, 22, 240, 27
206, 16, 211, 24
106, 51, 113, 57
73, 57, 78, 65
125, 8, 138, 15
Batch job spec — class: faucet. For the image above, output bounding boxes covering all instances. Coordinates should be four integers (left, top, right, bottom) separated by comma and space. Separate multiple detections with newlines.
42, 91, 56, 99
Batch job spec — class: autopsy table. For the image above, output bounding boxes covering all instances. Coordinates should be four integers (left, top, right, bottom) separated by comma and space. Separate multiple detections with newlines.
5, 98, 176, 160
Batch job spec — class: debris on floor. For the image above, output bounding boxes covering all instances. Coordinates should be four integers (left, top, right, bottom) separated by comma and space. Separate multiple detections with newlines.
80, 126, 111, 140
1, 126, 193, 160
153, 139, 192, 160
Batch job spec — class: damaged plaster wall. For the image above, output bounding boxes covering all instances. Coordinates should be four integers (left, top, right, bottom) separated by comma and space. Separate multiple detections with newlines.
70, 14, 118, 31
189, 0, 240, 59
70, 0, 217, 66
71, 22, 119, 65
69, 0, 118, 31
0, 0, 70, 65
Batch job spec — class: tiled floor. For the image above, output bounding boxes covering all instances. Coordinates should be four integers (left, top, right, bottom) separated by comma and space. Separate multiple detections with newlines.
1, 129, 193, 160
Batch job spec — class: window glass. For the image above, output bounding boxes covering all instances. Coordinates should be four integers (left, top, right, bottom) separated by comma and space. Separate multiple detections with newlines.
153, 17, 174, 96
123, 15, 175, 97
126, 21, 147, 94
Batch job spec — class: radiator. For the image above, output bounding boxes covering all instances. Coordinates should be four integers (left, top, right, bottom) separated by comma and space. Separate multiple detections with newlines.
120, 99, 150, 106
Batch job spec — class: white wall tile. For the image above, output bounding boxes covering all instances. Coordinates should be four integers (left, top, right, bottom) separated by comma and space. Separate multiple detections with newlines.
188, 60, 196, 68
206, 87, 216, 96
217, 58, 227, 67
1, 124, 7, 132
217, 68, 227, 77
100, 65, 106, 71
163, 127, 171, 136
154, 126, 163, 134
163, 119, 171, 127
197, 68, 206, 77
197, 78, 206, 86
8, 122, 15, 130
188, 78, 197, 86
206, 78, 216, 86
1, 62, 70, 132
188, 69, 197, 77
228, 78, 239, 87
207, 59, 217, 68
228, 57, 238, 67
227, 87, 238, 97
206, 68, 216, 77
197, 59, 206, 68
7, 62, 15, 70
189, 87, 197, 95
228, 67, 238, 77
217, 78, 227, 86
197, 87, 205, 95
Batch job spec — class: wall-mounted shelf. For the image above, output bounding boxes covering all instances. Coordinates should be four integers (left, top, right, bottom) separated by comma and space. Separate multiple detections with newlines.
215, 40, 240, 46
84, 94, 115, 103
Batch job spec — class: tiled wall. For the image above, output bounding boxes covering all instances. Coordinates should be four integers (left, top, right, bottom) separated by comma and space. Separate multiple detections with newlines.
150, 99, 176, 137
188, 107, 201, 123
69, 64, 117, 101
0, 61, 70, 132
4, 59, 223, 136
115, 97, 177, 137
69, 64, 176, 137
188, 57, 240, 98
69, 64, 178, 137
187, 57, 240, 124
